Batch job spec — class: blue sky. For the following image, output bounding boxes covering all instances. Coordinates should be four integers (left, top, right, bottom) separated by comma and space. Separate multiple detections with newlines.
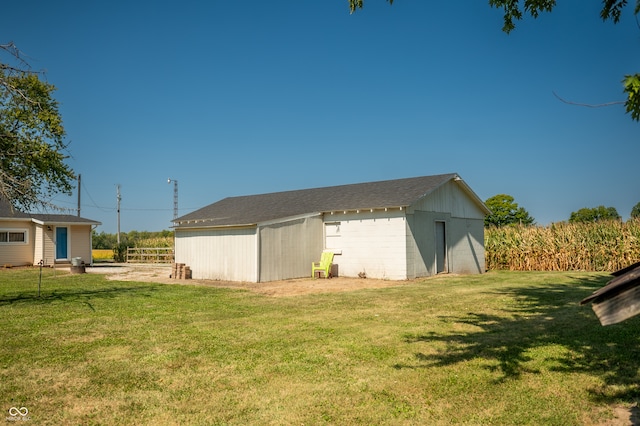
3, 1, 638, 233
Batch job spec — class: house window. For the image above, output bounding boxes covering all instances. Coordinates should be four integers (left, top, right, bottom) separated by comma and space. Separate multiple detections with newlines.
0, 229, 28, 244
325, 222, 341, 249
325, 222, 341, 237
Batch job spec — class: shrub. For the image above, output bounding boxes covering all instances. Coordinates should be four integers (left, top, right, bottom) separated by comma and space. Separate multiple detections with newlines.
112, 242, 129, 263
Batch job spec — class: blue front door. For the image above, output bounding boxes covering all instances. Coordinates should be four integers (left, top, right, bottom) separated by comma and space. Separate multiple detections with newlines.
56, 227, 68, 259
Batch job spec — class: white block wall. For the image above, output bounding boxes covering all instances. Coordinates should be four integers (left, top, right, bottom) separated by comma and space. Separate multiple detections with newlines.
324, 210, 407, 280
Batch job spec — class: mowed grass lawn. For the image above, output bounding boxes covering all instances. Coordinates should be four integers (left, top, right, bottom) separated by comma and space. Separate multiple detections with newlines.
1, 269, 639, 425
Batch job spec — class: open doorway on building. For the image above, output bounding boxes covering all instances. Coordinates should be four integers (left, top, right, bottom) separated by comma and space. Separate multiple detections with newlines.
435, 221, 447, 274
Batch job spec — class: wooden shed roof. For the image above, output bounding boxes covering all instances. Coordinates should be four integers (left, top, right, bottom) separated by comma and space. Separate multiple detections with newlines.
174, 173, 489, 228
580, 261, 640, 326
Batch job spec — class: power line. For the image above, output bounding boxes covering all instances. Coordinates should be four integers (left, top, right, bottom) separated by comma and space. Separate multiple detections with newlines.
85, 183, 191, 211
48, 177, 197, 214
82, 181, 111, 212
46, 197, 195, 212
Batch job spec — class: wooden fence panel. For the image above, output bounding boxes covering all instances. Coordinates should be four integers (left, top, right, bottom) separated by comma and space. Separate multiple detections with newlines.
126, 247, 174, 263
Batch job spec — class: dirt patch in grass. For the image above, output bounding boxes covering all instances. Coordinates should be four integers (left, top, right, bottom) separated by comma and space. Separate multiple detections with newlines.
607, 404, 640, 426
85, 263, 418, 297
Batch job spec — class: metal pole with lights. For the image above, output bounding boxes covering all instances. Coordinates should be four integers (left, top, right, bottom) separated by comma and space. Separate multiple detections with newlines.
167, 178, 178, 220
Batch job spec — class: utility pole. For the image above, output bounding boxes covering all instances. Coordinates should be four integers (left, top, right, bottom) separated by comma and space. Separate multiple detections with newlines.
77, 174, 81, 217
167, 178, 178, 220
116, 184, 121, 244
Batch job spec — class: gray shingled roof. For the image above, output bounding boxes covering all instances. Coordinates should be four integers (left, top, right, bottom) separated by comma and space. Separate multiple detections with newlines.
0, 200, 32, 219
30, 214, 101, 225
0, 199, 100, 224
175, 173, 471, 228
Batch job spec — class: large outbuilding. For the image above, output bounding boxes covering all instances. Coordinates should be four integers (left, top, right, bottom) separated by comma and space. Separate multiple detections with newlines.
0, 200, 100, 267
173, 173, 490, 282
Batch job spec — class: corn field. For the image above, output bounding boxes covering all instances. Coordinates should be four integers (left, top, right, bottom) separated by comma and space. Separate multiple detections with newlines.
134, 237, 173, 248
485, 218, 640, 272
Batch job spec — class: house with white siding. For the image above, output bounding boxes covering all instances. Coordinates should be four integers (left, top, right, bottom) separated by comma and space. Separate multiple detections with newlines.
173, 173, 490, 282
0, 200, 100, 267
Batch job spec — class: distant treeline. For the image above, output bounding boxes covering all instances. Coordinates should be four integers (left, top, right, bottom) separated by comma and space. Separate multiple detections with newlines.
485, 219, 640, 272
92, 230, 174, 249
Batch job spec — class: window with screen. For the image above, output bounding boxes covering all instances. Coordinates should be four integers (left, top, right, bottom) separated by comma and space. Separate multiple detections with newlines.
0, 230, 27, 244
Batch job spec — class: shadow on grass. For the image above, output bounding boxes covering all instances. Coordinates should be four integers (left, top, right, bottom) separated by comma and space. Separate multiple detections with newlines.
0, 285, 159, 310
397, 274, 640, 404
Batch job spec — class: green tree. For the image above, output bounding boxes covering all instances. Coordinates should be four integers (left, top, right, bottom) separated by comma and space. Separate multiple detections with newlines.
569, 206, 621, 223
484, 194, 535, 227
348, 0, 640, 121
0, 42, 75, 211
92, 230, 119, 249
631, 202, 640, 218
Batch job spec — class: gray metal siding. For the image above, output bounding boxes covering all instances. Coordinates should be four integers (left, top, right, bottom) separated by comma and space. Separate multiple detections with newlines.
405, 179, 486, 277
448, 217, 485, 274
406, 211, 485, 278
258, 216, 323, 282
410, 180, 486, 219
406, 211, 449, 279
175, 227, 258, 282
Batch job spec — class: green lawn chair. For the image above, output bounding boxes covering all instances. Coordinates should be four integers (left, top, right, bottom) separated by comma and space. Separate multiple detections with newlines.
312, 251, 334, 278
